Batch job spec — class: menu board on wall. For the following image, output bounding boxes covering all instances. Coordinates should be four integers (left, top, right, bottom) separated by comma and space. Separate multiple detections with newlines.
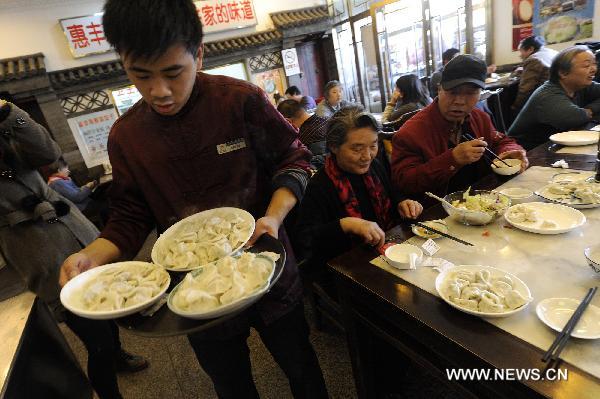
60, 14, 112, 58
533, 0, 594, 44
109, 85, 143, 116
67, 108, 118, 168
512, 0, 534, 50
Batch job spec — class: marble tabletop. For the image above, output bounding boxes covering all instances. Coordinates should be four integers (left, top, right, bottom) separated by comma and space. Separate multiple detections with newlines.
0, 291, 35, 395
372, 166, 600, 379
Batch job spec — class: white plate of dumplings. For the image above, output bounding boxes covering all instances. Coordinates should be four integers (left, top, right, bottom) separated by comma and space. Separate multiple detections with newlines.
60, 261, 170, 320
535, 181, 600, 209
435, 265, 532, 318
504, 202, 586, 234
152, 207, 255, 271
167, 252, 279, 319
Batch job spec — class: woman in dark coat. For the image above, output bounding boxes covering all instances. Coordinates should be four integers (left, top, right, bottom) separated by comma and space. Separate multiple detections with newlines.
0, 100, 145, 399
295, 105, 423, 269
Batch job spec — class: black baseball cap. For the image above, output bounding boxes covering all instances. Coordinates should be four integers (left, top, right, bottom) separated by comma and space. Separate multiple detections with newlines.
441, 54, 487, 90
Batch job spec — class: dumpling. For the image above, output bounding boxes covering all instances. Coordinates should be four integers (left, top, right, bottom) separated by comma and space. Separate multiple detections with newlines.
489, 280, 512, 298
460, 286, 482, 301
205, 275, 232, 296
444, 281, 461, 301
454, 298, 479, 311
453, 270, 476, 283
504, 289, 529, 310
220, 272, 246, 305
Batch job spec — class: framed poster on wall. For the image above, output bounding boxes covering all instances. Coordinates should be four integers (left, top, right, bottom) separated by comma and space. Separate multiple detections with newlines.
108, 85, 143, 116
67, 108, 118, 168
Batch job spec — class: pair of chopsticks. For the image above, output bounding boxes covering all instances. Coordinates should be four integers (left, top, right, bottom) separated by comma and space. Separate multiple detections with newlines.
462, 132, 511, 168
542, 287, 598, 364
412, 221, 474, 246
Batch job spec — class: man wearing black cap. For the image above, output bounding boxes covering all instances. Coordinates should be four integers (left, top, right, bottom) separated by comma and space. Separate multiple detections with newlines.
391, 55, 528, 201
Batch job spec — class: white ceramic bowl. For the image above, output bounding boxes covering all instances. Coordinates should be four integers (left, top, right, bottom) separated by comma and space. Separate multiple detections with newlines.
442, 190, 511, 226
491, 158, 521, 176
60, 262, 170, 320
498, 187, 534, 204
584, 245, 600, 275
384, 244, 423, 269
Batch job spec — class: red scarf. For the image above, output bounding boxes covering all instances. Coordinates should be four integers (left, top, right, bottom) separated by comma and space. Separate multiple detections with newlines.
324, 156, 393, 230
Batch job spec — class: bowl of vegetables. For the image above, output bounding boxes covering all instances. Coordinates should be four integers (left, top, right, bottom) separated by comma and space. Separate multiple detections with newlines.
442, 189, 511, 226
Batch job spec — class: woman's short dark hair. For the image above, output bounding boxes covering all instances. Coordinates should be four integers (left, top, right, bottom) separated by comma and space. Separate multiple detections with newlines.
395, 74, 431, 106
323, 80, 342, 98
285, 86, 301, 96
277, 99, 304, 119
103, 0, 203, 61
49, 158, 68, 173
549, 45, 592, 83
326, 105, 379, 150
519, 35, 545, 52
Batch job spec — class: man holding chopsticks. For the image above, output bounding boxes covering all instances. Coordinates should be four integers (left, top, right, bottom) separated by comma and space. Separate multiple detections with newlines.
391, 55, 528, 203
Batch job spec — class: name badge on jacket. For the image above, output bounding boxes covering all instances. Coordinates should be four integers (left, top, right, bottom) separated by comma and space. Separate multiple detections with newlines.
216, 138, 246, 155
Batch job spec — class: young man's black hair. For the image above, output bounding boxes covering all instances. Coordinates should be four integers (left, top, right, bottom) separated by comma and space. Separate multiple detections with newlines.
277, 99, 304, 119
442, 48, 460, 63
285, 85, 302, 96
103, 0, 203, 60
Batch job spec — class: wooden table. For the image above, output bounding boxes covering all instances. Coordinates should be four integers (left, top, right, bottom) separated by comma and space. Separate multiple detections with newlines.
328, 145, 598, 399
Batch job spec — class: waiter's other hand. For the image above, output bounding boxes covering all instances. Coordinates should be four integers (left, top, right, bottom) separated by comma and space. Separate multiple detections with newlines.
247, 215, 280, 246
59, 252, 97, 287
340, 217, 385, 248
452, 139, 487, 166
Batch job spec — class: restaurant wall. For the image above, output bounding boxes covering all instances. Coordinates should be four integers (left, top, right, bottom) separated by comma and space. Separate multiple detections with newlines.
0, 0, 326, 72
493, 0, 600, 66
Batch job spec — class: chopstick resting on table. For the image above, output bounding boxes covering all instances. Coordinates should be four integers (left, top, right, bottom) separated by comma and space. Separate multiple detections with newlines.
462, 132, 511, 168
412, 222, 474, 246
542, 286, 598, 364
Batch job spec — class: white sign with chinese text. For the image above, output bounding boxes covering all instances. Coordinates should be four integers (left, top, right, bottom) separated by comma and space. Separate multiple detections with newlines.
109, 85, 143, 116
60, 14, 111, 58
67, 108, 118, 168
194, 0, 257, 33
281, 48, 301, 76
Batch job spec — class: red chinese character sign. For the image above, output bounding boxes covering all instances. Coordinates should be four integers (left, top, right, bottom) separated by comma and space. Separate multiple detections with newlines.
67, 109, 118, 167
194, 0, 257, 33
60, 15, 111, 58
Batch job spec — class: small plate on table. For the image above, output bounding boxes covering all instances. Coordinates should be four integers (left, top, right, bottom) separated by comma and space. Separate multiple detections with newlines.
411, 220, 448, 239
504, 202, 586, 234
536, 298, 600, 339
549, 131, 599, 146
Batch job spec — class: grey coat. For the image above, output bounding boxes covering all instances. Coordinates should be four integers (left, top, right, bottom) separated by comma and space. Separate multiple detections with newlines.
0, 103, 98, 313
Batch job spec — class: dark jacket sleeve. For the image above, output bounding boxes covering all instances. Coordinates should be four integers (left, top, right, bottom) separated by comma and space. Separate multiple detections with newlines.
294, 173, 350, 264
49, 179, 91, 203
244, 89, 311, 201
98, 135, 155, 258
583, 82, 600, 117
536, 93, 591, 130
0, 103, 60, 169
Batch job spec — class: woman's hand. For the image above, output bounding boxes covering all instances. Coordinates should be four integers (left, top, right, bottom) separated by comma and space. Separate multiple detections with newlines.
247, 215, 280, 246
397, 200, 423, 219
340, 217, 385, 247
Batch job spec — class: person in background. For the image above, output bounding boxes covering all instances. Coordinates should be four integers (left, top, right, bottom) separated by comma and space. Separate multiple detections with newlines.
429, 48, 460, 98
509, 45, 600, 150
315, 80, 352, 118
511, 35, 558, 112
278, 99, 328, 170
296, 105, 422, 270
48, 158, 97, 211
273, 91, 285, 106
0, 100, 147, 399
381, 74, 431, 123
59, 1, 328, 398
285, 85, 317, 111
392, 55, 528, 202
